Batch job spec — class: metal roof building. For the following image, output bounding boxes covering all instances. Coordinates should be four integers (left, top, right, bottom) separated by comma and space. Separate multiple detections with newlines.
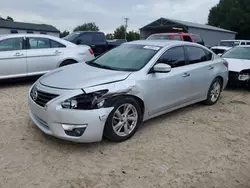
140, 17, 237, 47
0, 20, 60, 37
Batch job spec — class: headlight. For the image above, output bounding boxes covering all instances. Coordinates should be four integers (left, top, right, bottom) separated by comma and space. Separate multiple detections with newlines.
61, 90, 108, 110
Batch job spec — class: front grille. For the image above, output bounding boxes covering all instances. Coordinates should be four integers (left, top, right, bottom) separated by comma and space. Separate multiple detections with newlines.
31, 89, 59, 107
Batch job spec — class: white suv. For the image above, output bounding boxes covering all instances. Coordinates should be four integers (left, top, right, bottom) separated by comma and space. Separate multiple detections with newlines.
0, 34, 95, 80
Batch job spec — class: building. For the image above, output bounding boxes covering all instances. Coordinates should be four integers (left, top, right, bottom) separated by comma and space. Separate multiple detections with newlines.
140, 17, 237, 47
0, 20, 60, 37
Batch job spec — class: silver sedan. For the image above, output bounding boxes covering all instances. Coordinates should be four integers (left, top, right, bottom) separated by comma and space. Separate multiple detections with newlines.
28, 40, 228, 143
0, 34, 95, 80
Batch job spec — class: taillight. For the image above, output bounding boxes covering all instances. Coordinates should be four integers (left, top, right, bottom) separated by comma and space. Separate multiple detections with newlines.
88, 48, 94, 55
223, 61, 228, 69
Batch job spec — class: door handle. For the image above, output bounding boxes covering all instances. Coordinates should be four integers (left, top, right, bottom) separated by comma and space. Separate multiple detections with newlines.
182, 73, 190, 78
208, 66, 214, 70
13, 52, 24, 57
54, 50, 62, 54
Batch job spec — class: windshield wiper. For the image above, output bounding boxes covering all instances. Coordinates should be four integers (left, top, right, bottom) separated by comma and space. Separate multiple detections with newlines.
86, 61, 117, 70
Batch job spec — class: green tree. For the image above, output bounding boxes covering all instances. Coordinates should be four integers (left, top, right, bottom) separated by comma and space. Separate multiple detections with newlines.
60, 30, 70, 38
73, 22, 99, 32
106, 33, 114, 40
208, 0, 250, 39
126, 30, 140, 41
6, 16, 14, 21
113, 25, 126, 39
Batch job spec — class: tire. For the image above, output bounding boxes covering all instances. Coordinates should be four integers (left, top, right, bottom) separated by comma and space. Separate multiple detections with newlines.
204, 78, 222, 105
59, 60, 77, 67
104, 97, 142, 142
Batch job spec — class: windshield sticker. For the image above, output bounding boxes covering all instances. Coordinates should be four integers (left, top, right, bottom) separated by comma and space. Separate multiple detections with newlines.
143, 46, 160, 51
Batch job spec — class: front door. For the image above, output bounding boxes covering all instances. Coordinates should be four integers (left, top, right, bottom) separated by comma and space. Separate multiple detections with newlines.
26, 37, 63, 75
0, 37, 27, 79
142, 46, 192, 116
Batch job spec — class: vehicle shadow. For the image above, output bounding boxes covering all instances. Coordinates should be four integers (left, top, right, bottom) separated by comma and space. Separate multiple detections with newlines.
0, 76, 40, 88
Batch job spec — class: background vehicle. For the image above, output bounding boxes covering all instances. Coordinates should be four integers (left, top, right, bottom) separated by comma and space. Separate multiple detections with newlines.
64, 31, 126, 56
146, 33, 205, 45
28, 40, 228, 143
211, 40, 250, 55
221, 46, 250, 86
0, 34, 95, 80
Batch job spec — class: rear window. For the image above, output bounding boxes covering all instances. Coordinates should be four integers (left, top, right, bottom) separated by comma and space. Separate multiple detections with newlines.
147, 35, 171, 40
219, 41, 240, 47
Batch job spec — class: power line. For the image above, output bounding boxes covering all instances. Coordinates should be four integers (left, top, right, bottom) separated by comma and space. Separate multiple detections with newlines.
124, 17, 129, 40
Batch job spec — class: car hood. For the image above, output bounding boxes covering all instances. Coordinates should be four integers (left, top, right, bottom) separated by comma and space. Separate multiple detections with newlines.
223, 58, 250, 72
39, 63, 131, 89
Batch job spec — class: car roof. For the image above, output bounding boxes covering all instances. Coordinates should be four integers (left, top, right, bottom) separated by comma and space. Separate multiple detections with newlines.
150, 33, 195, 36
221, 40, 250, 42
0, 34, 76, 47
125, 40, 199, 47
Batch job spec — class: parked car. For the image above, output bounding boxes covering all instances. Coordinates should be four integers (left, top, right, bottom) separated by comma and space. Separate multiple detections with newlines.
28, 40, 228, 143
221, 46, 250, 86
0, 34, 95, 80
63, 31, 125, 56
211, 40, 250, 55
146, 33, 205, 46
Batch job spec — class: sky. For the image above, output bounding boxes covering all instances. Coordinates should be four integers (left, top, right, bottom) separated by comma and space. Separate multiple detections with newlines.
0, 0, 220, 34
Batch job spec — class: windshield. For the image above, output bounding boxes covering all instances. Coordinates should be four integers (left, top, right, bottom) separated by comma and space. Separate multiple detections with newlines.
63, 32, 81, 41
147, 35, 171, 40
86, 44, 161, 71
219, 41, 240, 47
222, 47, 250, 60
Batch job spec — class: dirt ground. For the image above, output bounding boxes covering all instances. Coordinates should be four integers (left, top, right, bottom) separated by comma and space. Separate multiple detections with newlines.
0, 80, 250, 188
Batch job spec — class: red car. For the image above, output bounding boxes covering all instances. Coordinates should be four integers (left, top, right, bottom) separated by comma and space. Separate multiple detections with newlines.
146, 33, 205, 46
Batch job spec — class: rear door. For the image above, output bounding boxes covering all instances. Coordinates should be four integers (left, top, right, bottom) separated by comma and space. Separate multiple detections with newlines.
26, 37, 64, 75
0, 37, 27, 79
184, 46, 215, 100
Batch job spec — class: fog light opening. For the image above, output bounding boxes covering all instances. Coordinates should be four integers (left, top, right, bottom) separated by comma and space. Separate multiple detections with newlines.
62, 124, 87, 137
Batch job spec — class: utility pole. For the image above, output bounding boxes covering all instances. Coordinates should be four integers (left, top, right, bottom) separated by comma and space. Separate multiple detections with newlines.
124, 17, 129, 40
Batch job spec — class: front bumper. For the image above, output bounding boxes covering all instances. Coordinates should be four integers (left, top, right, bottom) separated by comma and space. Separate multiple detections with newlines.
229, 71, 250, 85
28, 86, 113, 143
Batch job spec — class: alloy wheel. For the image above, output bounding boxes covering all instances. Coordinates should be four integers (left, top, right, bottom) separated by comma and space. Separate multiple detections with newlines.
112, 103, 138, 137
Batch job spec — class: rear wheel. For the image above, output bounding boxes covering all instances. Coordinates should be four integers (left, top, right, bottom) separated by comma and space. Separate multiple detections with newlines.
204, 78, 222, 105
104, 97, 142, 142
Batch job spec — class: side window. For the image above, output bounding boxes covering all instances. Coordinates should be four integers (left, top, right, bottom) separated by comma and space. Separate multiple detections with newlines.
186, 46, 208, 64
247, 42, 250, 45
241, 42, 246, 45
93, 33, 105, 42
0, 38, 23, 51
50, 40, 66, 48
157, 46, 186, 68
28, 37, 50, 49
206, 51, 213, 60
80, 33, 92, 43
172, 35, 182, 41
183, 36, 192, 42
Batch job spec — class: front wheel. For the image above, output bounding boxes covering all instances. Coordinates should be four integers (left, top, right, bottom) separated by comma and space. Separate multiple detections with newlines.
104, 97, 142, 142
204, 78, 222, 105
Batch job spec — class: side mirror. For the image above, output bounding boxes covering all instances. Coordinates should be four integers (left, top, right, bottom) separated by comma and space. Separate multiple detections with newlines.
152, 63, 171, 73
217, 53, 222, 57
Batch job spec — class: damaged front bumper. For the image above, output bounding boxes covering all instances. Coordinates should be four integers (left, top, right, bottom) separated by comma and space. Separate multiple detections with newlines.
229, 70, 250, 86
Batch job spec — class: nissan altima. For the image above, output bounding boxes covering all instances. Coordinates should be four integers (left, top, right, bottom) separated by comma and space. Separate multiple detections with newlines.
28, 40, 228, 143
